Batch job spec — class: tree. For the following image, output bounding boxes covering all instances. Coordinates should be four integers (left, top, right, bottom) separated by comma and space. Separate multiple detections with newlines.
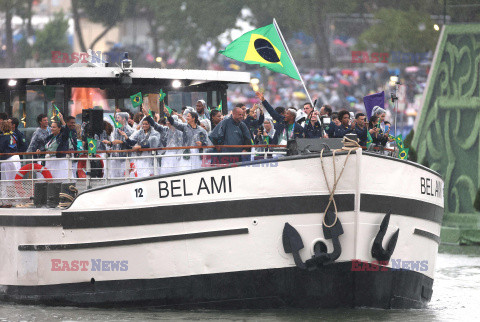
71, 0, 87, 52
357, 7, 439, 54
0, 0, 15, 67
74, 0, 134, 51
136, 0, 243, 68
33, 12, 71, 62
245, 0, 360, 69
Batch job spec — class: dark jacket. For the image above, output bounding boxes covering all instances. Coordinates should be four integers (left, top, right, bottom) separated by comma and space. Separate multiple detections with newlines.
261, 99, 304, 140
325, 121, 335, 138
44, 126, 70, 158
354, 125, 368, 146
243, 114, 265, 138
0, 132, 18, 160
304, 121, 324, 138
209, 117, 252, 153
13, 128, 27, 152
332, 124, 353, 138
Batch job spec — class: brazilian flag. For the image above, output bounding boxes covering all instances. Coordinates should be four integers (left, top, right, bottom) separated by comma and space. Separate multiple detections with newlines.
165, 105, 172, 115
87, 138, 97, 154
216, 101, 222, 111
130, 92, 143, 108
53, 104, 61, 114
219, 23, 300, 80
395, 135, 404, 149
159, 89, 166, 101
398, 147, 409, 160
109, 115, 122, 129
149, 109, 154, 118
366, 131, 373, 148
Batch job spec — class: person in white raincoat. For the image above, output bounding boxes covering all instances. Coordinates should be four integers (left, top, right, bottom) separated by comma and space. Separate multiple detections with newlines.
165, 107, 211, 171
108, 112, 133, 178
119, 118, 160, 177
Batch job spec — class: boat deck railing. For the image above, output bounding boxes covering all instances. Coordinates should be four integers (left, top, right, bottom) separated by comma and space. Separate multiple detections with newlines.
0, 145, 287, 205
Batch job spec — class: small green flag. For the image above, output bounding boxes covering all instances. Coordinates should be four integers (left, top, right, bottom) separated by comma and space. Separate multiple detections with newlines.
398, 147, 409, 160
388, 134, 395, 140
219, 23, 301, 80
159, 89, 166, 101
87, 138, 97, 154
366, 131, 373, 148
130, 92, 143, 108
395, 135, 404, 149
109, 115, 122, 128
165, 105, 172, 115
53, 104, 61, 114
149, 109, 154, 118
216, 101, 222, 111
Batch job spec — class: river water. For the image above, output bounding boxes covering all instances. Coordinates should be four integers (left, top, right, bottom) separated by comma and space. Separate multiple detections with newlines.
1, 253, 479, 321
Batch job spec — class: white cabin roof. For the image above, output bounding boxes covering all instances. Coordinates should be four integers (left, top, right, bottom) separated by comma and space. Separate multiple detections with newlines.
0, 67, 251, 84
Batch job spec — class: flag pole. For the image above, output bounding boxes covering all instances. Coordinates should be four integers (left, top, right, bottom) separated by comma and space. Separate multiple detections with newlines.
273, 18, 313, 107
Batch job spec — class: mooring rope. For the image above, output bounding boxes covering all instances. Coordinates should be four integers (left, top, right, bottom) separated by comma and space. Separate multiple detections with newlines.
320, 137, 360, 228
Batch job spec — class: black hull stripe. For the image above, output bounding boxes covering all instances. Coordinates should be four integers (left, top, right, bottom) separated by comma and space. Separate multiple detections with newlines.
61, 194, 355, 229
0, 263, 434, 309
360, 194, 443, 224
0, 194, 443, 228
0, 215, 62, 227
18, 228, 248, 251
413, 228, 441, 244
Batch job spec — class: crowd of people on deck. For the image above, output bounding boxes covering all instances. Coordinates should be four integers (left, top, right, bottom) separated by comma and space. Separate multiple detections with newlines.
0, 89, 394, 180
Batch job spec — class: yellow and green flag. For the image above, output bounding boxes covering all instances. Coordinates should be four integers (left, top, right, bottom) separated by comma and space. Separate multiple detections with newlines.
219, 23, 301, 80
130, 92, 143, 108
395, 135, 404, 149
53, 104, 61, 114
165, 105, 172, 115
398, 147, 409, 160
216, 101, 222, 111
366, 131, 373, 148
109, 115, 122, 129
87, 138, 97, 154
159, 89, 166, 101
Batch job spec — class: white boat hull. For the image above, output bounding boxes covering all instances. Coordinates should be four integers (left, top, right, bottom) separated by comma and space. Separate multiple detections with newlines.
0, 149, 444, 308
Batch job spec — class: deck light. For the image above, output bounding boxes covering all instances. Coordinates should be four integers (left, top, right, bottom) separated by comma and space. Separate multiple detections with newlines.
121, 52, 133, 73
172, 80, 182, 88
8, 79, 17, 87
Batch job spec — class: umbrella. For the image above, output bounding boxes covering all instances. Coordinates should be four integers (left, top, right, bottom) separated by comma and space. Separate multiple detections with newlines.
346, 96, 357, 103
341, 69, 354, 76
293, 91, 307, 99
405, 66, 419, 73
333, 39, 348, 47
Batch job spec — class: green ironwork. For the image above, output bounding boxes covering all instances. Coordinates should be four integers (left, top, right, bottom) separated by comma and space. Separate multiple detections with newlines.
412, 24, 480, 246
